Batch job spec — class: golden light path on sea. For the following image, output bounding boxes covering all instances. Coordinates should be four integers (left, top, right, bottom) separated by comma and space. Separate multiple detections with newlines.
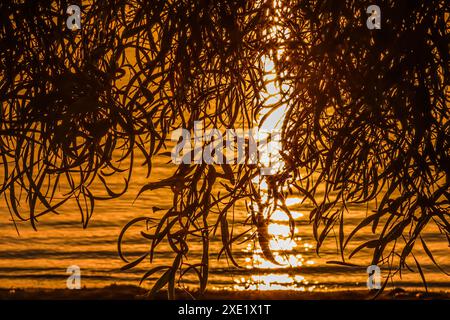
233, 0, 318, 291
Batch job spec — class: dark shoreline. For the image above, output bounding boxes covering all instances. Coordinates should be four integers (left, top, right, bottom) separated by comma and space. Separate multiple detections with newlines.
1, 285, 449, 300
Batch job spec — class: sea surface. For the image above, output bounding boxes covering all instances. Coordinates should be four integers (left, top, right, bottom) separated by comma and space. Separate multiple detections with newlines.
0, 154, 449, 293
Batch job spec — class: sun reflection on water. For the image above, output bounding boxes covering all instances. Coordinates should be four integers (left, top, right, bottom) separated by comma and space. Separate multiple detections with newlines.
238, 197, 318, 291
233, 273, 319, 292
237, 0, 321, 292
271, 209, 304, 221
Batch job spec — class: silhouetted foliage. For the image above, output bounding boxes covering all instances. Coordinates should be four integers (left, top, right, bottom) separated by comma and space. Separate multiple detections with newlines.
0, 0, 448, 297
277, 0, 450, 291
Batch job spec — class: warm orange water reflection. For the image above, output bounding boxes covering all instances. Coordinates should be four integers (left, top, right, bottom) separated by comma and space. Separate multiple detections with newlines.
0, 156, 449, 292
241, 0, 307, 292
231, 196, 318, 291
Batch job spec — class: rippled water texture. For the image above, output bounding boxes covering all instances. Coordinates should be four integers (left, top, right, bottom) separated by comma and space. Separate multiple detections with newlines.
0, 152, 449, 292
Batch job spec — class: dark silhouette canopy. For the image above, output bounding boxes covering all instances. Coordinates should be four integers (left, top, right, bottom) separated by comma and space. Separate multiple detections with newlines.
0, 0, 448, 297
